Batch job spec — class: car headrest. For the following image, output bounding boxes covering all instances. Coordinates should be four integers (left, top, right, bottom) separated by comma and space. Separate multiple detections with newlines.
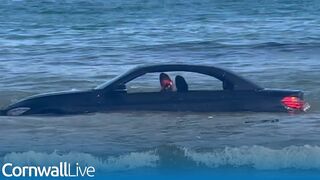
175, 75, 188, 92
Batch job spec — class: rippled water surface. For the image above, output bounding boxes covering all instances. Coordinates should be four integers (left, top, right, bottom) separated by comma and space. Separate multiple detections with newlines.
0, 0, 320, 173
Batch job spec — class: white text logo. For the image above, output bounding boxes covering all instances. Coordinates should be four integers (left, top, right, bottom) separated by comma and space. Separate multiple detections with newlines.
1, 162, 95, 178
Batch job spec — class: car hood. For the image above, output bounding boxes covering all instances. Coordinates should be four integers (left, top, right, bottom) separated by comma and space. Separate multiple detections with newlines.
2, 89, 100, 111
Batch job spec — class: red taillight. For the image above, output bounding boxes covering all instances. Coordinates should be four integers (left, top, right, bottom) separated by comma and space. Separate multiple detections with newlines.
281, 96, 304, 110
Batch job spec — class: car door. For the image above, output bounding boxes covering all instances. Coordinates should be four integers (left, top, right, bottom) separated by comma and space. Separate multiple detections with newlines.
106, 91, 180, 111
174, 90, 255, 112
172, 72, 255, 112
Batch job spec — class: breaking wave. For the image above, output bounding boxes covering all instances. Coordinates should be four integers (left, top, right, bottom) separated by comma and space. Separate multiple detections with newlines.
2, 145, 320, 171
2, 150, 159, 172
184, 145, 320, 170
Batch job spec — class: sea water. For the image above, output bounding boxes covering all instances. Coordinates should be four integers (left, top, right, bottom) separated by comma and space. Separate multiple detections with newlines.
0, 0, 320, 179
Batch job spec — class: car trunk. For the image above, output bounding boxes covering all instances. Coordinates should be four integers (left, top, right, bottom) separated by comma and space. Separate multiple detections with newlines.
259, 89, 310, 112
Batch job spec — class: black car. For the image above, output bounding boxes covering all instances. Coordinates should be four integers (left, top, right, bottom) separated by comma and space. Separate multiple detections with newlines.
0, 64, 310, 116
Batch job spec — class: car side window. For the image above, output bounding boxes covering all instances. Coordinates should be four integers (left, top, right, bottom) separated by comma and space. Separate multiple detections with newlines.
169, 72, 223, 91
124, 72, 224, 94
125, 73, 161, 93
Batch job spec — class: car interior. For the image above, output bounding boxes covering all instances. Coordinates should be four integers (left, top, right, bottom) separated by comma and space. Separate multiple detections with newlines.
114, 71, 235, 94
175, 75, 189, 92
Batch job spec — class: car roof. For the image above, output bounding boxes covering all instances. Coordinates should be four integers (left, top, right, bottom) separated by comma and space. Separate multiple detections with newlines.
96, 64, 262, 91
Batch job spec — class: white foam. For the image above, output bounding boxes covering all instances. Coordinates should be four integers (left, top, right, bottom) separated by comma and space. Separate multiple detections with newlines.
2, 150, 159, 171
184, 145, 320, 170
3, 145, 320, 171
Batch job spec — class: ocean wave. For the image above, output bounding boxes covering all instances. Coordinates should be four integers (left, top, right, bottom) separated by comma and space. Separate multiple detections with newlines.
2, 150, 159, 171
184, 145, 320, 170
132, 41, 320, 51
2, 145, 320, 171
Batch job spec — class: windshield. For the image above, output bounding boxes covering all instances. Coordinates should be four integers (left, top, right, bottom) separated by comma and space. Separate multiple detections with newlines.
94, 69, 137, 90
95, 76, 118, 90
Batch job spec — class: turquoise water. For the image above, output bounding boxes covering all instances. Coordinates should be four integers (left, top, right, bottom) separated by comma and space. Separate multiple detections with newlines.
0, 0, 320, 178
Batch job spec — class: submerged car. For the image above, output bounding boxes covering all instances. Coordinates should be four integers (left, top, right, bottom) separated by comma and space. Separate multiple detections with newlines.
0, 64, 310, 116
